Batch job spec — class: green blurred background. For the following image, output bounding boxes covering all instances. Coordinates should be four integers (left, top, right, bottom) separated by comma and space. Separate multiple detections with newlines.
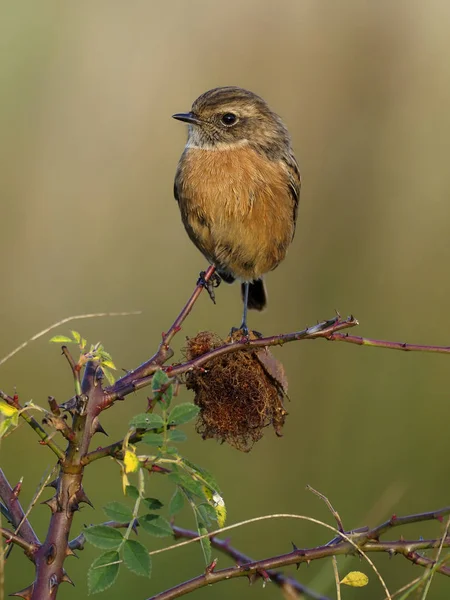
2, 1, 450, 598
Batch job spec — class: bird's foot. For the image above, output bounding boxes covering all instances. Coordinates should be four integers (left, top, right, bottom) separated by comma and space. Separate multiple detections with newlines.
197, 270, 221, 304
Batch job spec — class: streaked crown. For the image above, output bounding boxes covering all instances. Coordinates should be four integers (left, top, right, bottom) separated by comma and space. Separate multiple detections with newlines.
173, 86, 291, 154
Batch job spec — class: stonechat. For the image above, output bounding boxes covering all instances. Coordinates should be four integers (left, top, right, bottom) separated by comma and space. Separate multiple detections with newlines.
173, 86, 300, 332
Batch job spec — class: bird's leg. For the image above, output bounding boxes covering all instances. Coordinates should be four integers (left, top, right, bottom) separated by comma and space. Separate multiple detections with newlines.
197, 270, 221, 304
239, 282, 250, 336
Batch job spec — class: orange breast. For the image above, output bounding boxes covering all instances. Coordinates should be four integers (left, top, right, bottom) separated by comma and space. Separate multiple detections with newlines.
177, 145, 295, 280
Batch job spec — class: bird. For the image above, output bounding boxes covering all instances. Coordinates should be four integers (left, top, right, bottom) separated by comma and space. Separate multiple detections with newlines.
172, 86, 300, 333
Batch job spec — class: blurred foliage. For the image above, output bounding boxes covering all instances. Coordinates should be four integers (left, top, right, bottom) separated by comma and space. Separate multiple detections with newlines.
2, 1, 450, 598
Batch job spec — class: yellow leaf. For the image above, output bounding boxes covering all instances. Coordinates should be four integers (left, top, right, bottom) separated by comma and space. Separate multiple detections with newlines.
213, 492, 227, 528
340, 571, 369, 587
124, 449, 139, 474
0, 399, 18, 418
203, 487, 226, 527
121, 471, 130, 495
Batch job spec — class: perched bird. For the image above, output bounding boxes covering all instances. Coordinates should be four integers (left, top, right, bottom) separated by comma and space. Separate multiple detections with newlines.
173, 86, 300, 332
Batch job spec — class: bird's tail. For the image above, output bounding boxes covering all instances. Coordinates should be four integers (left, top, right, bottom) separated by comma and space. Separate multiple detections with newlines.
242, 279, 267, 311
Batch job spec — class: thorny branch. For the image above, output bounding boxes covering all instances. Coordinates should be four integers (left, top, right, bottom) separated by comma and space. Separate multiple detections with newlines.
148, 508, 450, 600
3, 264, 450, 598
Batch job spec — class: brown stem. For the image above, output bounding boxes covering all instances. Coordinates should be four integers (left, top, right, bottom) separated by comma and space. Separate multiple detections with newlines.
172, 525, 331, 600
31, 362, 102, 599
107, 266, 216, 396
327, 332, 450, 354
107, 315, 357, 400
0, 527, 37, 556
148, 506, 450, 600
148, 535, 450, 600
0, 392, 65, 460
0, 469, 40, 547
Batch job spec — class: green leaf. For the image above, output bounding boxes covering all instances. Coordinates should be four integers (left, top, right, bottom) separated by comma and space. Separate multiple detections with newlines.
198, 523, 211, 564
88, 550, 120, 594
84, 525, 124, 549
169, 487, 185, 517
129, 413, 164, 430
168, 471, 205, 499
103, 502, 133, 523
102, 360, 117, 371
152, 370, 173, 408
49, 335, 73, 344
141, 432, 164, 446
80, 337, 87, 350
168, 403, 200, 426
125, 485, 140, 500
143, 497, 163, 510
102, 368, 116, 386
122, 539, 151, 577
71, 330, 81, 343
152, 369, 170, 391
182, 459, 221, 494
197, 502, 217, 525
140, 514, 173, 537
167, 429, 187, 443
100, 349, 113, 361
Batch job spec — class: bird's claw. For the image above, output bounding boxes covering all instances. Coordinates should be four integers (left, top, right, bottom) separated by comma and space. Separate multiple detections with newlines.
197, 271, 221, 304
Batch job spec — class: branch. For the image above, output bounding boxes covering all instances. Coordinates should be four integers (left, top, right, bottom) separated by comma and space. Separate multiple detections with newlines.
0, 391, 65, 460
0, 469, 40, 547
106, 314, 358, 401
148, 508, 450, 600
0, 526, 37, 556
326, 332, 450, 354
109, 265, 217, 393
0, 311, 141, 368
172, 525, 332, 600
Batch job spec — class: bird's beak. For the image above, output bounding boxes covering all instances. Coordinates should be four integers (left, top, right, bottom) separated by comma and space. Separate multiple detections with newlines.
172, 112, 202, 125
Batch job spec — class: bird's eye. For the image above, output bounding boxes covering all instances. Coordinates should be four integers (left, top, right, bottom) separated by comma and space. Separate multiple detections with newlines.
220, 112, 238, 126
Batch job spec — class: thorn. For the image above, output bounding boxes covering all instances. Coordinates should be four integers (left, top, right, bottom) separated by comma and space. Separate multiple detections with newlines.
70, 488, 94, 511
61, 569, 75, 586
65, 545, 77, 557
390, 514, 397, 524
149, 464, 171, 474
131, 519, 139, 535
291, 541, 298, 551
257, 569, 271, 587
10, 584, 34, 599
91, 417, 108, 437
12, 478, 23, 497
205, 558, 218, 574
42, 496, 59, 513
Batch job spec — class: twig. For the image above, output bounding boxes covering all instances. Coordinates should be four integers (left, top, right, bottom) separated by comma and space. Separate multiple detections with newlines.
0, 470, 39, 547
0, 527, 37, 555
420, 515, 450, 599
147, 513, 391, 599
307, 485, 344, 533
0, 395, 65, 461
172, 525, 331, 600
327, 332, 450, 355
332, 556, 341, 600
108, 315, 358, 400
0, 311, 141, 368
110, 266, 217, 392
